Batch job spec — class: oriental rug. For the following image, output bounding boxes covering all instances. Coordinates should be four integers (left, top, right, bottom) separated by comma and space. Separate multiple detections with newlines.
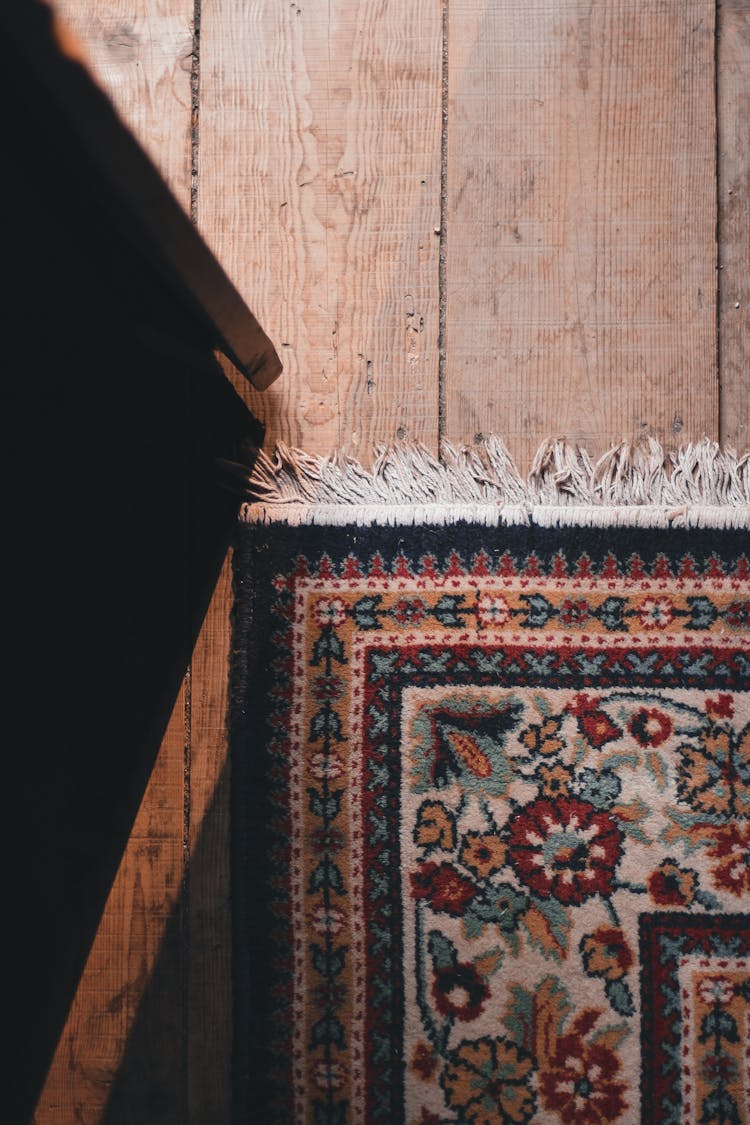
230, 440, 750, 1125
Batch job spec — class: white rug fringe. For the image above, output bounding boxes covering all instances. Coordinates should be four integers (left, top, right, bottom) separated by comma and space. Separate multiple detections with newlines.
234, 437, 750, 529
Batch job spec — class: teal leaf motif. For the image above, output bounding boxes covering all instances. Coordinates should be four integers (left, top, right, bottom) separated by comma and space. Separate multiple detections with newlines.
427, 930, 458, 970
307, 787, 343, 820
528, 896, 571, 957
699, 1089, 741, 1124
369, 651, 399, 675
596, 597, 626, 630
351, 595, 383, 629
311, 630, 346, 665
308, 857, 345, 894
432, 595, 468, 626
626, 653, 659, 675
524, 654, 556, 676
680, 653, 714, 676
310, 708, 344, 742
519, 594, 554, 627
604, 978, 635, 1017
576, 653, 610, 676
310, 1013, 346, 1048
686, 596, 718, 629
696, 888, 722, 910
699, 1008, 740, 1044
311, 943, 347, 977
313, 1102, 347, 1125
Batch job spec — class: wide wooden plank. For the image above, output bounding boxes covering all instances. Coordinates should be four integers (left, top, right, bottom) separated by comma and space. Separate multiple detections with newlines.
198, 0, 443, 458
51, 0, 193, 204
33, 689, 187, 1124
445, 0, 719, 471
34, 3, 194, 1121
186, 558, 234, 1123
717, 0, 750, 454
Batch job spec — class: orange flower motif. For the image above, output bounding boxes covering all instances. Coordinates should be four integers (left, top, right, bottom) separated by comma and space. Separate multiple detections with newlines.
460, 831, 508, 878
441, 1037, 536, 1125
411, 862, 478, 916
647, 859, 698, 906
521, 716, 565, 757
580, 927, 633, 982
537, 762, 574, 799
414, 801, 457, 851
411, 1042, 438, 1080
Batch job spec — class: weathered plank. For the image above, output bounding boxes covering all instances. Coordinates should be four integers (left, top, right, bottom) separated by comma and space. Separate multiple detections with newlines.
33, 689, 187, 1124
51, 0, 194, 204
186, 558, 234, 1123
445, 0, 719, 472
198, 0, 444, 459
33, 3, 194, 1121
717, 0, 750, 454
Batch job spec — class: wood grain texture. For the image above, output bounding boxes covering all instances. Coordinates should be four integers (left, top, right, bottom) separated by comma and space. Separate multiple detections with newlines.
34, 3, 193, 1121
33, 688, 187, 1124
717, 0, 750, 454
51, 0, 194, 205
198, 0, 443, 458
445, 0, 719, 471
185, 558, 234, 1123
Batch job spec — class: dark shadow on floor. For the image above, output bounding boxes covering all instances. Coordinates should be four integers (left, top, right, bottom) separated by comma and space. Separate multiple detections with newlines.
3, 5, 265, 1117
99, 754, 234, 1124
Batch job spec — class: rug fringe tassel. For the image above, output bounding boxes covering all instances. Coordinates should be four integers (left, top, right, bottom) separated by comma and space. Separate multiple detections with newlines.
231, 436, 750, 529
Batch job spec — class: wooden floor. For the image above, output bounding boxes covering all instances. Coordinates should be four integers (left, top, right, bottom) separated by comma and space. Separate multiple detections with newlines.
36, 1, 748, 1121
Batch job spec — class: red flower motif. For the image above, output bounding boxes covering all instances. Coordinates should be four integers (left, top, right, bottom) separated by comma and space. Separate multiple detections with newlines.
706, 823, 750, 897
312, 674, 343, 702
417, 1110, 441, 1125
313, 1060, 347, 1090
309, 824, 345, 854
706, 693, 735, 719
432, 961, 490, 1022
629, 707, 672, 748
312, 596, 347, 628
638, 596, 673, 630
411, 1042, 438, 1081
697, 976, 736, 1006
559, 598, 591, 626
580, 927, 634, 981
392, 597, 427, 625
725, 601, 750, 629
566, 694, 622, 748
309, 752, 344, 780
539, 1030, 628, 1124
507, 797, 623, 905
410, 862, 478, 915
309, 904, 347, 936
647, 859, 698, 906
476, 593, 511, 627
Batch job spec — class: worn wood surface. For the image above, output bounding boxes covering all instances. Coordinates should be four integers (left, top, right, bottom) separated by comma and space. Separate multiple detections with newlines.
34, 2, 193, 1122
198, 0, 444, 458
34, 0, 746, 1121
51, 0, 194, 203
185, 558, 234, 1123
446, 0, 719, 472
717, 0, 750, 453
34, 690, 187, 1122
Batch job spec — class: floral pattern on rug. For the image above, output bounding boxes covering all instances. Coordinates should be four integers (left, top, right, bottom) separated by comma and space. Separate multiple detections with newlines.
231, 528, 750, 1124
